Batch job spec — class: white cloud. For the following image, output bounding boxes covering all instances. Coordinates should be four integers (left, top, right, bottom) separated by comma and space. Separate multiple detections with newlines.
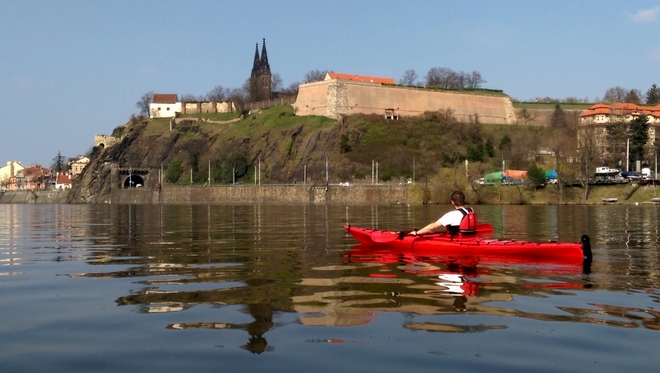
630, 6, 660, 22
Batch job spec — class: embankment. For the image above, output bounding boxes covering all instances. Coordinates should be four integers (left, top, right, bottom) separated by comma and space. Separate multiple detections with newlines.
109, 184, 410, 204
3, 183, 660, 205
0, 190, 69, 204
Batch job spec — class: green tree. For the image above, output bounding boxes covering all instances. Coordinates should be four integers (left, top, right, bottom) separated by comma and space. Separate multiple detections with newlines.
629, 115, 648, 162
51, 151, 67, 173
606, 119, 628, 167
646, 84, 660, 105
550, 104, 566, 128
498, 134, 512, 160
484, 138, 495, 157
527, 163, 546, 187
467, 143, 484, 162
166, 159, 183, 183
339, 133, 351, 153
624, 89, 642, 104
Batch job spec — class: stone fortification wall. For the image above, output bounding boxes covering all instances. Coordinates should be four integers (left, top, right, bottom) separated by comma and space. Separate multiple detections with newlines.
181, 101, 236, 114
95, 135, 121, 148
108, 184, 410, 205
0, 190, 69, 204
294, 80, 516, 124
292, 81, 331, 117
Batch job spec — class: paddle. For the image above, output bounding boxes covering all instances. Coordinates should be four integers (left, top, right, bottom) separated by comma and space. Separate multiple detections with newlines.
370, 223, 493, 243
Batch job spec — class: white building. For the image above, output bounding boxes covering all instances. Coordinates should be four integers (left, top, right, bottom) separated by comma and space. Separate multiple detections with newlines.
0, 161, 24, 189
149, 94, 181, 118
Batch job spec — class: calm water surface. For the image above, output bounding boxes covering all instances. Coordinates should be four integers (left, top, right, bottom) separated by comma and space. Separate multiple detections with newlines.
0, 203, 658, 372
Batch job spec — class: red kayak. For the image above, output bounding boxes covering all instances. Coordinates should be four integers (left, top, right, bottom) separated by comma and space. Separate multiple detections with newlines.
344, 225, 592, 265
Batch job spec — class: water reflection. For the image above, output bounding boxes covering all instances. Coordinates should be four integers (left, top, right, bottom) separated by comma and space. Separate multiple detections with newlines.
1, 203, 659, 357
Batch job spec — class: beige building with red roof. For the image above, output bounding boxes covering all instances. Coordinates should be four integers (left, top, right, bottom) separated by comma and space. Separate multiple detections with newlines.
579, 102, 660, 164
580, 102, 660, 125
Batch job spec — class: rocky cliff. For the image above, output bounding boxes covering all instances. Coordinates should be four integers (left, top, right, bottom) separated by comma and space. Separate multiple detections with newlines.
68, 106, 352, 203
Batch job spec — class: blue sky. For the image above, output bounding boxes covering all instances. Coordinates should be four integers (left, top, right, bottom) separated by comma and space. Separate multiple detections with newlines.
1, 0, 659, 166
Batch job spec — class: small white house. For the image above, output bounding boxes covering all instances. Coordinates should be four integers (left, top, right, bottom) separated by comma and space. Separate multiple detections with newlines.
149, 94, 181, 118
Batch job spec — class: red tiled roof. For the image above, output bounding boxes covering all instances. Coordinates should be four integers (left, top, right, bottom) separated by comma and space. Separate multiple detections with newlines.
56, 173, 76, 184
326, 72, 396, 85
23, 166, 51, 179
152, 94, 178, 104
581, 103, 660, 118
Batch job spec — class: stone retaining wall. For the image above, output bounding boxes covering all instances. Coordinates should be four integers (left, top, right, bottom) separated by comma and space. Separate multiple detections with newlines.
0, 190, 69, 204
109, 184, 410, 205
1, 185, 410, 205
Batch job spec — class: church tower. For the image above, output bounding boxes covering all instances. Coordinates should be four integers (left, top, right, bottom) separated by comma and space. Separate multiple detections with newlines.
250, 38, 272, 102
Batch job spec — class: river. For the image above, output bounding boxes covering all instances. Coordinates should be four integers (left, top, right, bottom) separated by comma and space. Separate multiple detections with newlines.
0, 204, 657, 372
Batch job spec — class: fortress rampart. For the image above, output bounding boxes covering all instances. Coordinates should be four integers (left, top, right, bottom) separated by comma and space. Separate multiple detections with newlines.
293, 80, 516, 124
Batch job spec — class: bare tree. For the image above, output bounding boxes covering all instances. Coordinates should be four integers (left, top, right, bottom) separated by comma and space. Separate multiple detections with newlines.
467, 71, 485, 88
576, 126, 600, 202
518, 108, 538, 125
547, 105, 578, 203
425, 67, 485, 89
280, 82, 300, 98
271, 73, 283, 93
603, 86, 628, 103
206, 85, 228, 101
228, 85, 249, 111
135, 91, 153, 116
180, 94, 205, 102
399, 70, 418, 86
303, 69, 329, 83
425, 67, 452, 88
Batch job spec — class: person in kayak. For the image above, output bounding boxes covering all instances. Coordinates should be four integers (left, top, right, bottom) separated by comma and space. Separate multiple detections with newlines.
411, 191, 478, 236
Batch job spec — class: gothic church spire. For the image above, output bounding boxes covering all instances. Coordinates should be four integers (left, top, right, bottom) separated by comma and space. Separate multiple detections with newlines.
260, 38, 270, 74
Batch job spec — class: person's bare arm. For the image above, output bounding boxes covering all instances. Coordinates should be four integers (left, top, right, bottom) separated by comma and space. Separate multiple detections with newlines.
414, 221, 443, 235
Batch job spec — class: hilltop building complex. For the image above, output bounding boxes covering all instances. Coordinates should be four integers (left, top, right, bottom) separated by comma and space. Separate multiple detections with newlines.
579, 102, 660, 164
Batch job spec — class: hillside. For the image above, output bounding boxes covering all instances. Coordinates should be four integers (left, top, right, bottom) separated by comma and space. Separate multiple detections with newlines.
67, 105, 572, 204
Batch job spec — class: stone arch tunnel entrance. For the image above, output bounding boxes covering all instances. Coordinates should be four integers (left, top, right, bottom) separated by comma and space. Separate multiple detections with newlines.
119, 168, 150, 189
124, 174, 145, 188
